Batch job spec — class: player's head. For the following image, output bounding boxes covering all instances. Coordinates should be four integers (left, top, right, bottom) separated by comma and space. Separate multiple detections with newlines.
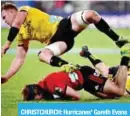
22, 84, 54, 101
1, 2, 18, 26
22, 84, 44, 101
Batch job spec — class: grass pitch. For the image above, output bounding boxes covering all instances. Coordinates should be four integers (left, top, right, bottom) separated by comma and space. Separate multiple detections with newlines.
1, 28, 130, 116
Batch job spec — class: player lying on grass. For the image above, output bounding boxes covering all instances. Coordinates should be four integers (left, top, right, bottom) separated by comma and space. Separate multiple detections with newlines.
1, 2, 129, 83
80, 45, 130, 97
21, 45, 130, 101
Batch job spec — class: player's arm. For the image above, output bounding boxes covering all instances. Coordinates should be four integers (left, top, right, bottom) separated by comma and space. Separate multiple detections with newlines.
1, 43, 29, 84
95, 92, 115, 99
65, 86, 80, 100
1, 11, 27, 57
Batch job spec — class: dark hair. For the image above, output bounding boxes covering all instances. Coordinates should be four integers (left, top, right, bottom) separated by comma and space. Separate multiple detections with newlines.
22, 84, 54, 101
1, 2, 18, 11
22, 84, 37, 101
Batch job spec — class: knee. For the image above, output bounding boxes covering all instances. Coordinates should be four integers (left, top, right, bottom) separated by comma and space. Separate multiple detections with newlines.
38, 49, 54, 63
83, 10, 101, 23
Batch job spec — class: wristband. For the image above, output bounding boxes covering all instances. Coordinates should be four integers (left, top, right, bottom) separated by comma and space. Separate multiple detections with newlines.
7, 27, 19, 42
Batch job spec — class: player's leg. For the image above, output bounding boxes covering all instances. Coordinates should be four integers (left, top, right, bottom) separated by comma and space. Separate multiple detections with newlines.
38, 41, 69, 67
70, 10, 128, 47
103, 78, 125, 97
104, 65, 128, 97
38, 18, 78, 67
114, 44, 130, 89
114, 66, 128, 93
102, 45, 130, 96
80, 45, 109, 77
81, 66, 124, 97
105, 50, 130, 97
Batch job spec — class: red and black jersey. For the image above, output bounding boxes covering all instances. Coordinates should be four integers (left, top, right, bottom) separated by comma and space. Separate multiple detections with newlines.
38, 65, 107, 99
38, 70, 84, 96
79, 66, 107, 96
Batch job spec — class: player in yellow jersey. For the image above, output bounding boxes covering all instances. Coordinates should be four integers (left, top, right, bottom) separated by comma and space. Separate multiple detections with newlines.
1, 2, 129, 84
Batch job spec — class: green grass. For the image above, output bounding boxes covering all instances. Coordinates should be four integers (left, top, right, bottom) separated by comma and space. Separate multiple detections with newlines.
2, 28, 130, 48
1, 28, 130, 116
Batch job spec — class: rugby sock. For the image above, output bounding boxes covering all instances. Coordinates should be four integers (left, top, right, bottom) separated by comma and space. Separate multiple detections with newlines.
120, 56, 130, 67
84, 52, 102, 66
95, 18, 119, 41
50, 56, 68, 67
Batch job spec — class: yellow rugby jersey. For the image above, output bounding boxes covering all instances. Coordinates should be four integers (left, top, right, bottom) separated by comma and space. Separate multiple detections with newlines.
16, 6, 63, 45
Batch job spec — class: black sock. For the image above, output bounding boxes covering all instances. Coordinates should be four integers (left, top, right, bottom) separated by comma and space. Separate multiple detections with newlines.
50, 56, 68, 67
95, 18, 119, 41
120, 56, 130, 67
85, 52, 102, 66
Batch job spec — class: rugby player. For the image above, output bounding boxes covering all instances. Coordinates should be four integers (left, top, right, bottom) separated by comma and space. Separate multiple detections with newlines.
80, 45, 130, 97
21, 46, 130, 101
1, 2, 129, 83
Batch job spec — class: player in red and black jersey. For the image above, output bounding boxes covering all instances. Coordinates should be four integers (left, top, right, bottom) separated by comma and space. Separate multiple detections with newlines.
22, 66, 107, 101
22, 45, 129, 101
80, 45, 130, 98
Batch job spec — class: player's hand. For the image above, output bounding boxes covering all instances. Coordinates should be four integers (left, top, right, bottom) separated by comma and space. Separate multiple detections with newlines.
115, 37, 129, 48
1, 47, 8, 57
1, 42, 10, 57
1, 77, 8, 84
120, 43, 130, 58
1, 48, 5, 57
61, 64, 80, 73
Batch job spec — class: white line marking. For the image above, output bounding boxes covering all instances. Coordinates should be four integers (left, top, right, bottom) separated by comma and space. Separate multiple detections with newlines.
6, 48, 120, 54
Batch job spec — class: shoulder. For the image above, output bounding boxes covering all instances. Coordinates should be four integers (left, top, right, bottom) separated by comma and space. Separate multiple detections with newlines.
44, 72, 64, 83
18, 6, 31, 12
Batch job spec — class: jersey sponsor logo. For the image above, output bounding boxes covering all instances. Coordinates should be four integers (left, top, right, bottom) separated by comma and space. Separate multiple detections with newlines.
50, 15, 63, 23
68, 72, 78, 83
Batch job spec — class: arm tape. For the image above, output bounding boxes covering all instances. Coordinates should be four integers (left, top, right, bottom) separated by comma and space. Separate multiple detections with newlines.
7, 27, 19, 42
